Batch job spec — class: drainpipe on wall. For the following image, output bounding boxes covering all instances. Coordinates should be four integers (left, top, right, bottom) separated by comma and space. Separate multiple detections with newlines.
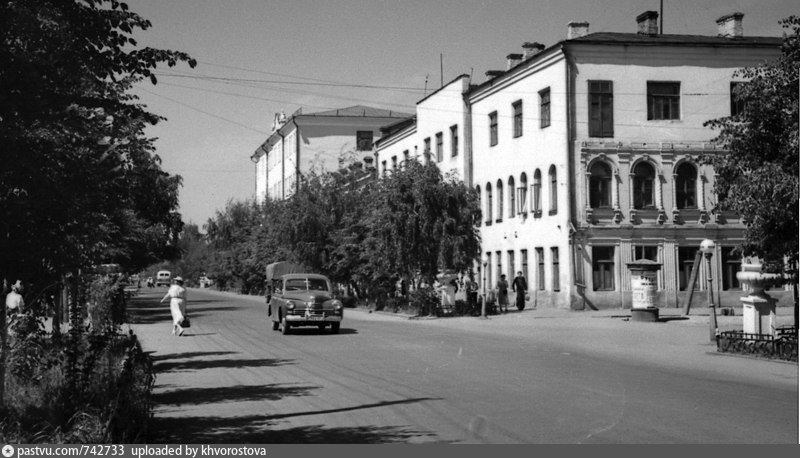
563, 44, 582, 310
291, 118, 300, 196
277, 130, 285, 200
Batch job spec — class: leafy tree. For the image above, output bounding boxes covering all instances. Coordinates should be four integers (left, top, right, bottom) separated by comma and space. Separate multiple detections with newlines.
704, 16, 799, 323
0, 0, 196, 285
373, 161, 481, 288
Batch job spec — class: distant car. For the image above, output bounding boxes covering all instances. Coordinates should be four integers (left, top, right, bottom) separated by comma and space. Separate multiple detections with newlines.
267, 272, 343, 335
156, 270, 171, 287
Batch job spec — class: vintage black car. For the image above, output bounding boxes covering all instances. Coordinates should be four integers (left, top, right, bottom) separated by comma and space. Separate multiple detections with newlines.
266, 263, 343, 334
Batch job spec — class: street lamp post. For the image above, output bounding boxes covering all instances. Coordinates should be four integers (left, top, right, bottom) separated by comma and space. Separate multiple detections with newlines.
700, 239, 718, 342
481, 259, 488, 319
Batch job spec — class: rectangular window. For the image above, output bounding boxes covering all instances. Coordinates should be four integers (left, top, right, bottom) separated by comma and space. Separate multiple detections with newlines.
486, 252, 492, 291
678, 247, 699, 291
536, 247, 545, 291
588, 80, 613, 137
508, 251, 515, 278
403, 150, 409, 168
722, 247, 741, 290
592, 246, 615, 291
391, 156, 397, 171
634, 245, 658, 261
517, 186, 527, 215
730, 82, 746, 117
551, 247, 560, 291
513, 100, 523, 137
539, 88, 551, 128
489, 111, 498, 146
435, 132, 443, 162
496, 250, 502, 285
647, 81, 680, 120
521, 249, 528, 282
450, 125, 458, 157
381, 160, 387, 177
356, 131, 373, 151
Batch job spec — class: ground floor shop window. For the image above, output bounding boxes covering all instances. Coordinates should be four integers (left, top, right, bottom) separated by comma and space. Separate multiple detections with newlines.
678, 247, 699, 291
592, 246, 615, 291
721, 247, 741, 290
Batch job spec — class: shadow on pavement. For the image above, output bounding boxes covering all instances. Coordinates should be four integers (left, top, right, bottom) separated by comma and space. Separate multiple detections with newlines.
154, 357, 294, 373
151, 351, 239, 361
149, 397, 447, 443
153, 383, 319, 405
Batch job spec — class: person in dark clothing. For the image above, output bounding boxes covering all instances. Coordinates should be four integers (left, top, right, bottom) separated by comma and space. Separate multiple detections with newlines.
512, 271, 528, 311
496, 274, 509, 313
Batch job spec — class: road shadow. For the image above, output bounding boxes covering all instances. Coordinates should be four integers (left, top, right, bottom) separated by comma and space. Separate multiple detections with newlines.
153, 383, 319, 405
658, 316, 690, 323
149, 397, 447, 443
281, 327, 358, 336
154, 357, 294, 373
151, 351, 239, 362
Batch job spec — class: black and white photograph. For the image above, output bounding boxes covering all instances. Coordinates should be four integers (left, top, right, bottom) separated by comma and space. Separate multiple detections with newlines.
1, 0, 798, 449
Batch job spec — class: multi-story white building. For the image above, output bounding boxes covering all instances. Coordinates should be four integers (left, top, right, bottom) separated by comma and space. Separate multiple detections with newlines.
376, 11, 791, 310
251, 106, 410, 203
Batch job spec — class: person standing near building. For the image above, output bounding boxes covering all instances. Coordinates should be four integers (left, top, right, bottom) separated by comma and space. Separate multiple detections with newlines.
5, 280, 24, 316
160, 276, 187, 336
512, 271, 528, 311
496, 274, 509, 313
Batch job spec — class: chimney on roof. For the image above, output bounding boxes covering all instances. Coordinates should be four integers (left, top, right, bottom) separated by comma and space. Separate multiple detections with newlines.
636, 11, 659, 35
522, 42, 546, 60
506, 53, 523, 70
717, 12, 744, 38
567, 21, 589, 40
485, 70, 504, 79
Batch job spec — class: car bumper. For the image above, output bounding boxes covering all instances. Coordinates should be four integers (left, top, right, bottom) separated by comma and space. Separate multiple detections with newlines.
285, 315, 342, 324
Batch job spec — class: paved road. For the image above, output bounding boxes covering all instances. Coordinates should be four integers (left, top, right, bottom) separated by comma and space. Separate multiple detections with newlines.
127, 287, 798, 444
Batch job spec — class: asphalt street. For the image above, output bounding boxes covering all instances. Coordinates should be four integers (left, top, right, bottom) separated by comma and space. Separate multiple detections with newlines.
126, 286, 799, 444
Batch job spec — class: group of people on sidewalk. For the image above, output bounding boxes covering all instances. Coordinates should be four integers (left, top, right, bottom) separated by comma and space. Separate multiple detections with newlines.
496, 271, 529, 313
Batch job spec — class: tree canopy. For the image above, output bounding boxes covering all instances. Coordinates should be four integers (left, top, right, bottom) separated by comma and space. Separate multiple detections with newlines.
704, 16, 799, 269
0, 0, 196, 284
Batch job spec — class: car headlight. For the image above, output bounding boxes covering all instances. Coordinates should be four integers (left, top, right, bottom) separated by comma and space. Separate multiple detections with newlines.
287, 303, 295, 311
332, 300, 343, 310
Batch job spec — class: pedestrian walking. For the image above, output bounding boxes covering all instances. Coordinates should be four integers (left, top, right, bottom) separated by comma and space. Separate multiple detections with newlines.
5, 280, 24, 316
496, 274, 509, 313
512, 271, 528, 311
160, 276, 188, 336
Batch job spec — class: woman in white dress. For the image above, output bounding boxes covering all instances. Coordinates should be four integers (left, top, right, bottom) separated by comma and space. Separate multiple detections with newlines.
160, 276, 187, 336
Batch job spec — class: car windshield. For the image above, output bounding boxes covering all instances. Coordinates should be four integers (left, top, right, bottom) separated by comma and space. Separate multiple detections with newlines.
284, 278, 329, 292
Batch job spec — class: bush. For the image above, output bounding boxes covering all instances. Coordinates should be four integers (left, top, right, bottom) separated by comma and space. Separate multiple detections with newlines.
408, 287, 440, 316
86, 276, 126, 330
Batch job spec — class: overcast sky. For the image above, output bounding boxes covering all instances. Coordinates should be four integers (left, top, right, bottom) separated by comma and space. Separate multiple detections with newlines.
127, 0, 797, 227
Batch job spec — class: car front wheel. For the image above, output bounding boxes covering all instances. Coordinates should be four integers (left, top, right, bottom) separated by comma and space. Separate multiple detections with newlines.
280, 315, 291, 335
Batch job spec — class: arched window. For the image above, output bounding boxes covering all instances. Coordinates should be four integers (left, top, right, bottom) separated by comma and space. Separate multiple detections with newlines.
507, 176, 515, 219
533, 169, 542, 214
633, 162, 655, 209
549, 165, 558, 214
589, 162, 612, 208
476, 185, 482, 226
675, 162, 697, 209
485, 183, 493, 223
518, 173, 528, 215
496, 179, 504, 222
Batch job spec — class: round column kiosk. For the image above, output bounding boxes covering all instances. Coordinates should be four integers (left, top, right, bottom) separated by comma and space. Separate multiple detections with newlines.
626, 259, 662, 322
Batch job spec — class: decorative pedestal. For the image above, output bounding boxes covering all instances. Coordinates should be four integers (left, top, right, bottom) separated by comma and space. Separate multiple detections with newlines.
627, 260, 662, 323
736, 264, 781, 337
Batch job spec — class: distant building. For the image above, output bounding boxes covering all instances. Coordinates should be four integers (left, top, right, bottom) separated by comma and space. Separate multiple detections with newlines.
251, 106, 410, 203
376, 11, 792, 310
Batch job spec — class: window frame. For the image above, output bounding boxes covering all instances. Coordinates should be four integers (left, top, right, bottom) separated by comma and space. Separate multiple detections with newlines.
589, 162, 612, 209
551, 247, 560, 291
513, 100, 523, 138
548, 165, 558, 215
536, 247, 545, 291
647, 81, 681, 120
588, 80, 614, 138
632, 162, 656, 209
592, 246, 615, 291
539, 88, 551, 128
675, 162, 698, 210
450, 124, 459, 157
489, 111, 498, 146
435, 132, 443, 162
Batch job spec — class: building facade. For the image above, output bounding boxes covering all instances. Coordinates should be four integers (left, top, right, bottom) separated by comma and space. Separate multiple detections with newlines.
251, 106, 410, 204
375, 11, 791, 310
